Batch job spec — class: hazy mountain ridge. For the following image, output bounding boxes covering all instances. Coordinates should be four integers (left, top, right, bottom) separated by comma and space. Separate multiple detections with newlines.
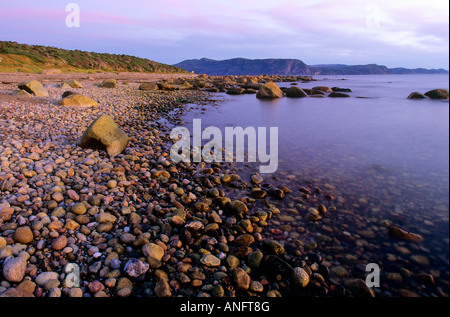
176, 57, 311, 76
175, 58, 449, 76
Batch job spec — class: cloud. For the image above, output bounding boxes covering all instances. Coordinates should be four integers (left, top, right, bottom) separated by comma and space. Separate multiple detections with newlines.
0, 0, 448, 68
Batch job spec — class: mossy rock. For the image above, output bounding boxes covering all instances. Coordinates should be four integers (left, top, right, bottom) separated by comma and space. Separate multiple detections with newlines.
17, 80, 49, 97
77, 115, 129, 157
63, 79, 83, 88
256, 82, 284, 99
59, 94, 98, 107
100, 79, 118, 88
424, 89, 449, 100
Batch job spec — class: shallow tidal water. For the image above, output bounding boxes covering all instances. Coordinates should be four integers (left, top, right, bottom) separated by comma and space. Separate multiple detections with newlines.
180, 75, 449, 296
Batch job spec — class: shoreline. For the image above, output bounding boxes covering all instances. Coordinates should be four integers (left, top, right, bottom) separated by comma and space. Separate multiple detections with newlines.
0, 72, 329, 298
0, 72, 448, 298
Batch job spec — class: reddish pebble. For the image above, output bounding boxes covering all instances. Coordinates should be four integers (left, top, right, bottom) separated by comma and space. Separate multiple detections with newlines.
51, 235, 68, 250
88, 280, 105, 293
270, 229, 283, 235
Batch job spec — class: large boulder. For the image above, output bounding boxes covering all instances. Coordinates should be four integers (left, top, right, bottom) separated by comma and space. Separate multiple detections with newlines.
424, 89, 449, 100
77, 115, 129, 158
256, 82, 284, 99
139, 83, 159, 91
18, 80, 49, 97
100, 79, 118, 88
63, 80, 83, 88
59, 94, 98, 107
285, 86, 308, 98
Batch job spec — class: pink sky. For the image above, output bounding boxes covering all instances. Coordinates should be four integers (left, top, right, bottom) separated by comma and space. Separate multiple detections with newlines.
0, 0, 448, 68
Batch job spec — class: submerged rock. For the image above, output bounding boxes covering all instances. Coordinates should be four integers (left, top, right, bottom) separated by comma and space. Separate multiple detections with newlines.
389, 226, 424, 242
328, 92, 350, 98
344, 279, 375, 297
260, 255, 293, 274
331, 87, 352, 92
312, 86, 332, 93
226, 87, 245, 95
243, 88, 257, 94
18, 80, 48, 97
407, 92, 427, 100
228, 200, 248, 217
264, 240, 285, 255
250, 173, 264, 184
268, 188, 285, 199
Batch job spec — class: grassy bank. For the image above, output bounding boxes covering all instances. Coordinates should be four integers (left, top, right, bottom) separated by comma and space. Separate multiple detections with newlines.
0, 41, 187, 74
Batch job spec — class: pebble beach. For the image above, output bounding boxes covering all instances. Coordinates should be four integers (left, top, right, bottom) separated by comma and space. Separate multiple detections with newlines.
0, 72, 448, 298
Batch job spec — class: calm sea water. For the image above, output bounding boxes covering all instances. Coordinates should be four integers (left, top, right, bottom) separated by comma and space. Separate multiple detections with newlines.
181, 74, 449, 296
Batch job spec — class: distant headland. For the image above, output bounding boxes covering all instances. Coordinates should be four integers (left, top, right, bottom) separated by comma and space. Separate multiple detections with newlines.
175, 57, 449, 76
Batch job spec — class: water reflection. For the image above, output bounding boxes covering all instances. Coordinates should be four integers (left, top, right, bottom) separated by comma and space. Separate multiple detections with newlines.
181, 75, 449, 296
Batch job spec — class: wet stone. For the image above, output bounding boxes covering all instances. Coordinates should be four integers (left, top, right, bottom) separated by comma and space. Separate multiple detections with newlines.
200, 254, 221, 267
292, 267, 310, 288
124, 258, 149, 278
2, 257, 27, 283
232, 267, 251, 291
410, 255, 430, 267
330, 266, 350, 278
248, 251, 264, 268
51, 235, 68, 250
13, 226, 33, 244
71, 203, 87, 215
